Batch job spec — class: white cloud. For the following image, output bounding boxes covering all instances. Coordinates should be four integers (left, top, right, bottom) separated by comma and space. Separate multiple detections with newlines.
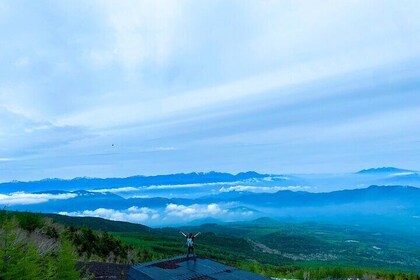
391, 172, 415, 177
90, 0, 187, 70
129, 195, 151, 199
88, 181, 240, 194
151, 146, 177, 152
145, 181, 238, 190
56, 1, 420, 130
59, 206, 159, 223
59, 51, 413, 129
219, 185, 311, 193
59, 204, 250, 224
0, 1, 419, 180
165, 203, 227, 219
0, 192, 77, 206
89, 186, 138, 194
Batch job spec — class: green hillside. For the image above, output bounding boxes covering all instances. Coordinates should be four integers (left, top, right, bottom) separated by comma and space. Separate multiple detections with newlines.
115, 221, 420, 275
42, 213, 152, 233
0, 210, 419, 280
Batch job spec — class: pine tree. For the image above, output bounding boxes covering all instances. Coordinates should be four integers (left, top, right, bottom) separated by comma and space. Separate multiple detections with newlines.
55, 239, 81, 280
0, 217, 20, 279
10, 244, 43, 280
44, 252, 59, 280
0, 217, 43, 280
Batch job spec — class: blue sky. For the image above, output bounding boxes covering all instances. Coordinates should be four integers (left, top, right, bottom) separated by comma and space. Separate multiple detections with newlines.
0, 0, 419, 182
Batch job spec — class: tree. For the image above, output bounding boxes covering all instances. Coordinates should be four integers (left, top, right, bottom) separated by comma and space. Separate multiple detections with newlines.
0, 217, 43, 280
0, 216, 21, 278
10, 244, 43, 280
55, 239, 80, 280
15, 212, 43, 232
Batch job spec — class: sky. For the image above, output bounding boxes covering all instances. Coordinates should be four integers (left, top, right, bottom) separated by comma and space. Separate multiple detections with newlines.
0, 0, 419, 182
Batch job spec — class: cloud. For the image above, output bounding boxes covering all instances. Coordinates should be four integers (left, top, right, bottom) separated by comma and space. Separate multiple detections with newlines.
58, 203, 253, 224
151, 146, 177, 152
165, 203, 227, 219
88, 181, 240, 194
0, 107, 87, 164
219, 185, 311, 193
59, 206, 159, 223
0, 1, 419, 180
129, 195, 151, 199
391, 172, 416, 177
164, 203, 258, 222
89, 186, 138, 194
0, 192, 77, 206
144, 181, 239, 190
90, 0, 187, 71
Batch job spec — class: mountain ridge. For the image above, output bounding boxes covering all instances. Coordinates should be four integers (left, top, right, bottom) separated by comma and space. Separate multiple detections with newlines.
0, 171, 269, 193
356, 167, 415, 174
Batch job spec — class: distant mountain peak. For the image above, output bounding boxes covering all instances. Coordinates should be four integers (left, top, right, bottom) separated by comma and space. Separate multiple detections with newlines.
356, 167, 414, 174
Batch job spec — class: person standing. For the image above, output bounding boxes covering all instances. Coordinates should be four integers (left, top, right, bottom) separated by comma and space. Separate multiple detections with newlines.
179, 231, 201, 260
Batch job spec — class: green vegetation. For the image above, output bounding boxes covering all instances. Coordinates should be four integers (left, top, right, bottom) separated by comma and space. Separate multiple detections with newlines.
237, 263, 420, 280
111, 222, 420, 279
43, 213, 151, 233
0, 211, 80, 280
0, 210, 419, 279
64, 226, 131, 262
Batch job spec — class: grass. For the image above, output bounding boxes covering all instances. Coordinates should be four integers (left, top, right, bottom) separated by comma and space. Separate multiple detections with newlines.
4, 210, 416, 279
110, 221, 420, 276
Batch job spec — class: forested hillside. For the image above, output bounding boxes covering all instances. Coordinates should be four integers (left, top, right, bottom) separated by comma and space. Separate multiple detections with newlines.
0, 211, 80, 279
0, 211, 152, 279
0, 210, 418, 280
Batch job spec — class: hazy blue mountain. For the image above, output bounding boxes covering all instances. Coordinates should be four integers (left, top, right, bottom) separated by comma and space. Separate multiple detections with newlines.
0, 171, 268, 193
356, 167, 415, 174
4, 185, 418, 231
187, 217, 224, 226
2, 167, 419, 197
12, 190, 127, 212
126, 196, 195, 208
226, 185, 420, 207
9, 185, 420, 212
2, 168, 419, 229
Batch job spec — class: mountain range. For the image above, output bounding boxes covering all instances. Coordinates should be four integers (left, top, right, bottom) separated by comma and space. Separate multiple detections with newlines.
1, 167, 419, 229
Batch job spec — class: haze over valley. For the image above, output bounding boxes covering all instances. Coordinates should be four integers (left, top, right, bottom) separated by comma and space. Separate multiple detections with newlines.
1, 167, 418, 229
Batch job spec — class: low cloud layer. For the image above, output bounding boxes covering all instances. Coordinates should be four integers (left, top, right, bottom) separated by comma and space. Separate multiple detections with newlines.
144, 182, 237, 190
58, 202, 256, 225
0, 192, 77, 206
219, 185, 311, 193
89, 186, 138, 194
165, 203, 227, 220
59, 206, 159, 223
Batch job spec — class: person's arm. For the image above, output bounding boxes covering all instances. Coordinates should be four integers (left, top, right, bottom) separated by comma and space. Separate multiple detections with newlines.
194, 232, 201, 238
179, 231, 187, 237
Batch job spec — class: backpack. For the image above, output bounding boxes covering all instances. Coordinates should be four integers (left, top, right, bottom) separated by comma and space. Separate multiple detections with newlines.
186, 237, 194, 247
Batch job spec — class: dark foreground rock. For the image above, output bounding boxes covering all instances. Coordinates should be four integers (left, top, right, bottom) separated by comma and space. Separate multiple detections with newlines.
78, 262, 130, 280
